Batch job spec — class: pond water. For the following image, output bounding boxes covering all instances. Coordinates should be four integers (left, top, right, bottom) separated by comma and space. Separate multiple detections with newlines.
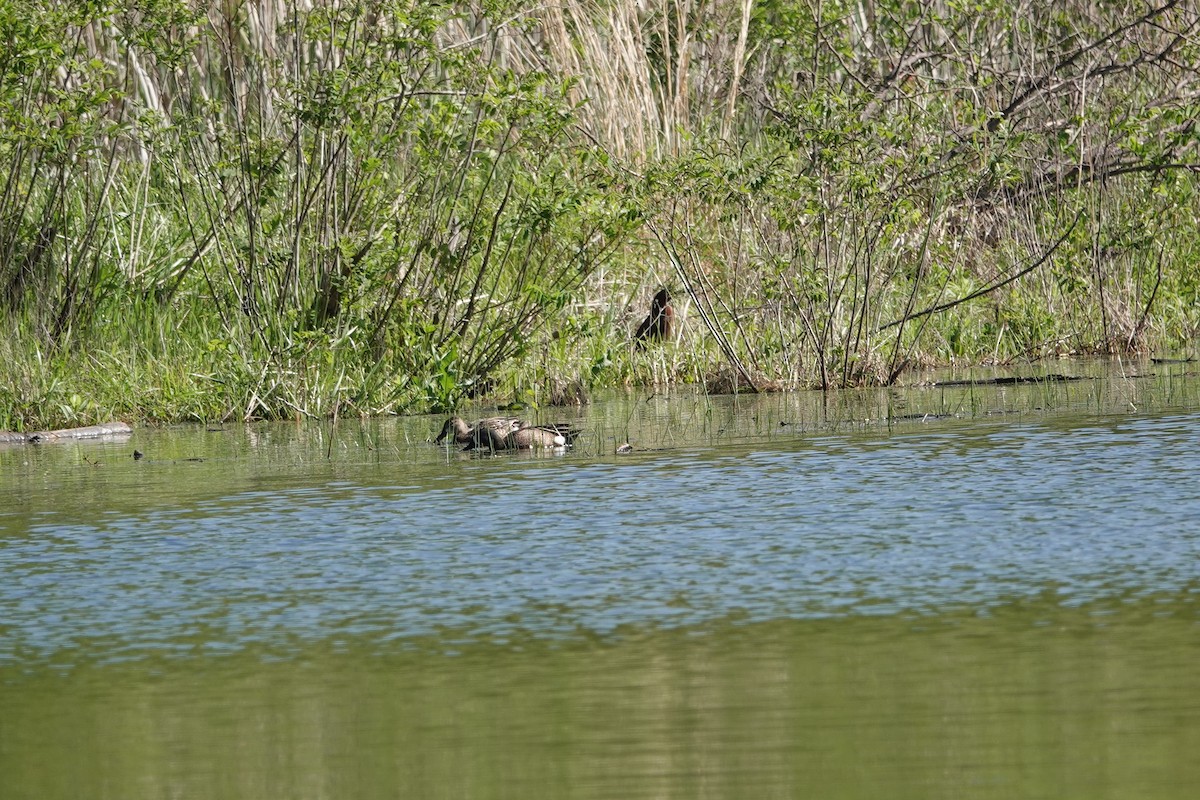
2, 358, 1200, 799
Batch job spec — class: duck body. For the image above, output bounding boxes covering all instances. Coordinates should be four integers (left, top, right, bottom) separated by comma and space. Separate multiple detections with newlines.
435, 416, 521, 448
506, 422, 582, 449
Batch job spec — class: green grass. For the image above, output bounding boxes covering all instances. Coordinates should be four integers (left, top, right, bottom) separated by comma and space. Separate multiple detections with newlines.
2, 1, 1199, 430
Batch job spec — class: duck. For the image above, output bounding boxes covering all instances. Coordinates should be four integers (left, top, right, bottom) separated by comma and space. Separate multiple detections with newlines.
486, 422, 582, 450
434, 416, 521, 448
526, 422, 582, 448
436, 417, 582, 451
634, 288, 673, 347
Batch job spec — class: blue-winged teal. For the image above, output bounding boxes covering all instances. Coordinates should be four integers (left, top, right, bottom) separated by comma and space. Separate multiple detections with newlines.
435, 416, 521, 449
635, 288, 673, 347
437, 417, 581, 451
504, 422, 581, 450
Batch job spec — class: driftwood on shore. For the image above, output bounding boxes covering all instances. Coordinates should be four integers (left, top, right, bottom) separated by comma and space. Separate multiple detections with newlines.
0, 421, 133, 445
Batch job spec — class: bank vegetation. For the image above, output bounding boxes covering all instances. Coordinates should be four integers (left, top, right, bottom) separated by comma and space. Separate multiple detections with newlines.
2, 0, 1198, 429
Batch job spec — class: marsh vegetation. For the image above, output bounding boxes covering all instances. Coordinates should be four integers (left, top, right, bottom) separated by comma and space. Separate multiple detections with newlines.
2, 0, 1198, 429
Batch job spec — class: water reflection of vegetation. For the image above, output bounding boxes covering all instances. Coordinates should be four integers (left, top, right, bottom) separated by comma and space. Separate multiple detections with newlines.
4, 359, 1199, 500
3, 592, 1199, 799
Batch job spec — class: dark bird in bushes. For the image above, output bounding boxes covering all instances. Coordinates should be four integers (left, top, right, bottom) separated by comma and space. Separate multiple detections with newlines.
634, 288, 673, 347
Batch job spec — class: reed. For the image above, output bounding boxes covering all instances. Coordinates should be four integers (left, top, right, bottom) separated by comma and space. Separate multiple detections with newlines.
1, 1, 1198, 430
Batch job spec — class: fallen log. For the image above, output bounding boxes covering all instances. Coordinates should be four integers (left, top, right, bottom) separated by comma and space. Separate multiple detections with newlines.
926, 373, 1088, 388
0, 421, 133, 444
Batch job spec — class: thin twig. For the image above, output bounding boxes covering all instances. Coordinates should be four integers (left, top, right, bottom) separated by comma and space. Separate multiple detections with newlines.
878, 212, 1083, 332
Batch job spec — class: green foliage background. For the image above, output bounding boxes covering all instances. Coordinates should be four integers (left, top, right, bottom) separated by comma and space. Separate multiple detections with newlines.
1, 0, 1198, 429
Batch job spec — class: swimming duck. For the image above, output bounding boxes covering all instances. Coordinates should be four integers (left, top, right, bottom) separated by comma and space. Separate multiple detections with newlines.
438, 416, 582, 451
434, 416, 521, 448
634, 288, 673, 347
502, 422, 582, 450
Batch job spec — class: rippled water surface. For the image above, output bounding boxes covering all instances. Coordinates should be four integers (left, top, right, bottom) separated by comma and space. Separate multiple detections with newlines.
3, 359, 1200, 798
